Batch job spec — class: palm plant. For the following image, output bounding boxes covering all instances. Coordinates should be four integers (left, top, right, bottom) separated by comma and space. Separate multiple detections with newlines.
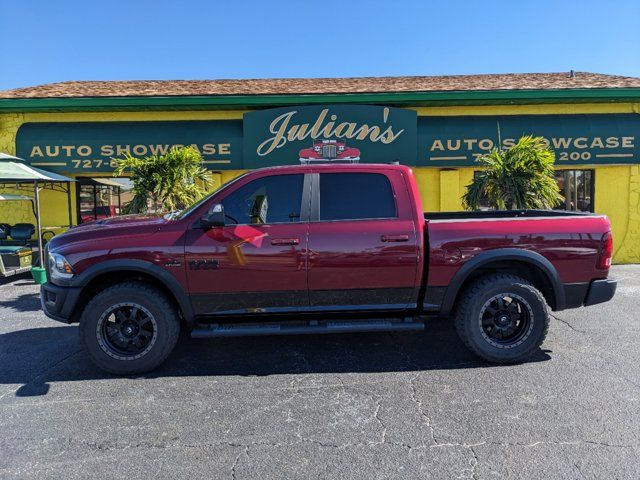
462, 135, 563, 210
114, 146, 212, 214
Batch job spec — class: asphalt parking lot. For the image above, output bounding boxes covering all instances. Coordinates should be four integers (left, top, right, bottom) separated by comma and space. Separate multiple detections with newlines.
0, 266, 638, 479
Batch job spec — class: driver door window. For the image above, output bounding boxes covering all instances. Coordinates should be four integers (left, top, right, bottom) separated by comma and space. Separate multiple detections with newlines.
221, 174, 304, 225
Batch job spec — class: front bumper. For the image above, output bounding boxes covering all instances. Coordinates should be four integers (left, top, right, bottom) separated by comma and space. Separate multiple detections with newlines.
40, 282, 82, 324
584, 278, 617, 306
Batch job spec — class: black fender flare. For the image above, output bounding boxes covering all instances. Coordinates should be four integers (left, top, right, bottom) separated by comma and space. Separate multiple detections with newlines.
69, 259, 195, 324
438, 248, 566, 316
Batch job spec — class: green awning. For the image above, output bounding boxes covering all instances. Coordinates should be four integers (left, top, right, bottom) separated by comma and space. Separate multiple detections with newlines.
0, 153, 74, 182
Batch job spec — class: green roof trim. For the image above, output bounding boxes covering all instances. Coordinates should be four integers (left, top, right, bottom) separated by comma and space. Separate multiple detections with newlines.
1, 88, 640, 112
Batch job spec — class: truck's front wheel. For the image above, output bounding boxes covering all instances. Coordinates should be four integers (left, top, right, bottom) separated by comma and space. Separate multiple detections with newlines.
79, 282, 180, 375
454, 274, 550, 363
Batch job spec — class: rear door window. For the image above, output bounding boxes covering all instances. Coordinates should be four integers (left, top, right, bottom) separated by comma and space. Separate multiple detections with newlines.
319, 173, 396, 221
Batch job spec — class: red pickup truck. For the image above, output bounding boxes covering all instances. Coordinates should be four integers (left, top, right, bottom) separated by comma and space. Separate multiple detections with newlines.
40, 164, 616, 374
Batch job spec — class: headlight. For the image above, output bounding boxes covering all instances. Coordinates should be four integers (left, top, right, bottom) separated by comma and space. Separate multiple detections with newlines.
48, 252, 74, 280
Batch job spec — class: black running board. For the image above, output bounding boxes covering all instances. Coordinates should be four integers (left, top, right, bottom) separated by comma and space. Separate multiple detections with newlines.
191, 317, 425, 338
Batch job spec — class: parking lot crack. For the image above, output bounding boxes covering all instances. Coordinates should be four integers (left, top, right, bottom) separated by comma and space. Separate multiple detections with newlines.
230, 445, 248, 480
572, 460, 587, 479
581, 440, 639, 449
469, 445, 480, 480
552, 314, 587, 334
409, 373, 438, 445
427, 442, 484, 479
371, 399, 388, 446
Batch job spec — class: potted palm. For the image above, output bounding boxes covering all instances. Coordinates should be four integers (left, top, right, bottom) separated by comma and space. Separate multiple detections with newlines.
114, 146, 212, 214
463, 135, 563, 210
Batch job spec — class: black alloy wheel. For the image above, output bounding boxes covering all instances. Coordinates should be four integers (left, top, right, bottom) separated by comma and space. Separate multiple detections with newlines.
80, 282, 180, 375
454, 273, 550, 363
97, 303, 158, 360
479, 292, 534, 348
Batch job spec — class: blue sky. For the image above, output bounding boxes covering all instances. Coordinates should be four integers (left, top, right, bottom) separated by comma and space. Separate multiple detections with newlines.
1, 0, 639, 90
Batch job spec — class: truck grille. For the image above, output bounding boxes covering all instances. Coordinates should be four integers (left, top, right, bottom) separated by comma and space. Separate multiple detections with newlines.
322, 144, 337, 158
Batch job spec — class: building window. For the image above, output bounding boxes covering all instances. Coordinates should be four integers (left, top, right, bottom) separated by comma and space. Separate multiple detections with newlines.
554, 170, 594, 212
471, 169, 595, 212
77, 177, 134, 223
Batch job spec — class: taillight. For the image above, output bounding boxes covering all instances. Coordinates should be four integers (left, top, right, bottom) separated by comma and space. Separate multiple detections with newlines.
596, 231, 613, 270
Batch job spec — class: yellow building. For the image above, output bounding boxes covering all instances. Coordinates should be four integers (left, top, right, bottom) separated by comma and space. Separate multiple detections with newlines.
1, 72, 639, 262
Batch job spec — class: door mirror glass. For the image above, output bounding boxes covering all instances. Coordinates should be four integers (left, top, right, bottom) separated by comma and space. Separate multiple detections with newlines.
200, 203, 226, 228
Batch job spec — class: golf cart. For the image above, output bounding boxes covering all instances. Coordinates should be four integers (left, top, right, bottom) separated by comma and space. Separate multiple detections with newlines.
0, 195, 38, 276
0, 153, 74, 280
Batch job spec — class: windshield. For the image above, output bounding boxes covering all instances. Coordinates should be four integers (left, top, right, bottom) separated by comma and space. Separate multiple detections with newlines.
175, 172, 249, 220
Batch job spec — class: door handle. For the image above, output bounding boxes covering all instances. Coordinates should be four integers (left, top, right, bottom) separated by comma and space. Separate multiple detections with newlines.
381, 234, 409, 242
271, 237, 300, 246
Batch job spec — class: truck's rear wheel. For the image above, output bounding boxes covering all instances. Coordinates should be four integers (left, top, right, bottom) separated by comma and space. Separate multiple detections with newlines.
79, 282, 180, 375
454, 274, 549, 363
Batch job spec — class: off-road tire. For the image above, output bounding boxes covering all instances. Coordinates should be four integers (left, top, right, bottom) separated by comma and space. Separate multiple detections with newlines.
454, 273, 550, 363
79, 282, 180, 375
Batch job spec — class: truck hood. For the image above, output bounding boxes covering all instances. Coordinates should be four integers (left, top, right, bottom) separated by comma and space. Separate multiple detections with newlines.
76, 213, 168, 230
48, 214, 170, 250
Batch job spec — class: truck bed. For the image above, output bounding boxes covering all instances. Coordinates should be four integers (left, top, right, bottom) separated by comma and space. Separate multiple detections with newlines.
423, 208, 612, 314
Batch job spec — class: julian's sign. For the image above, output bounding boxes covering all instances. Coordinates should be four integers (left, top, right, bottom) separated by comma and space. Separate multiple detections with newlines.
243, 105, 418, 168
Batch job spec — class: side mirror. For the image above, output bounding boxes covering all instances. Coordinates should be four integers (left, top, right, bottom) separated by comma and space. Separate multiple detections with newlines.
200, 203, 225, 229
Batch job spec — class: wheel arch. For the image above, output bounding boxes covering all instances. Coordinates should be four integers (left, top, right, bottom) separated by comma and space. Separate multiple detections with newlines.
439, 249, 565, 317
70, 260, 195, 325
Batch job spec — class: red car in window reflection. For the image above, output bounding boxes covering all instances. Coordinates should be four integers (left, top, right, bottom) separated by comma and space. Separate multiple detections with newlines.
299, 140, 360, 163
80, 205, 120, 224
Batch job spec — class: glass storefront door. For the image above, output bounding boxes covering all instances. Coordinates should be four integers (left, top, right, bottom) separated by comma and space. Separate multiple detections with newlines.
76, 177, 134, 223
554, 170, 594, 212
